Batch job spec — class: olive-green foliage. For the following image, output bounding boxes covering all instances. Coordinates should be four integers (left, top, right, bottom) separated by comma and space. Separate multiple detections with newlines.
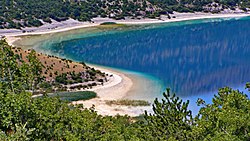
0, 123, 35, 141
143, 87, 250, 141
0, 92, 143, 140
192, 87, 250, 141
0, 0, 154, 29
0, 40, 27, 94
247, 82, 250, 90
148, 0, 250, 13
144, 88, 194, 141
25, 49, 44, 92
0, 40, 44, 94
55, 71, 88, 85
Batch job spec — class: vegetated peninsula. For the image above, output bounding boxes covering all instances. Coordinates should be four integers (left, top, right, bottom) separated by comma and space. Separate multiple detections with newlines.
0, 0, 249, 29
0, 39, 109, 95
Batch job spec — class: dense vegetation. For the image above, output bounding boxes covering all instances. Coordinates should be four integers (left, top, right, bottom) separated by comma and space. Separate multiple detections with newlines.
0, 0, 249, 29
148, 0, 250, 13
0, 39, 249, 140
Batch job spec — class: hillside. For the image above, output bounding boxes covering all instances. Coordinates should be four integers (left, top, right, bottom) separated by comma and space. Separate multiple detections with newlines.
1, 40, 108, 94
0, 0, 249, 29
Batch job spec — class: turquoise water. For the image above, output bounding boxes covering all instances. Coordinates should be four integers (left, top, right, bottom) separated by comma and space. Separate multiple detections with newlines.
34, 17, 250, 113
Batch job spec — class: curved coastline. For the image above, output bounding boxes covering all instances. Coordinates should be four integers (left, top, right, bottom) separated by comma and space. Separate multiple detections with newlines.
2, 12, 249, 46
87, 64, 133, 100
2, 12, 250, 116
73, 64, 153, 116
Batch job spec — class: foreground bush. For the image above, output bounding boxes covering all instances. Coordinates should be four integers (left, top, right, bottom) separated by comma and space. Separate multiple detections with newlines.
0, 86, 249, 141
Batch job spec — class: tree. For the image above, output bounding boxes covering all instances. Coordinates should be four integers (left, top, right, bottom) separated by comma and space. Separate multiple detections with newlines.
247, 82, 250, 91
193, 87, 250, 141
144, 88, 193, 141
25, 50, 44, 93
0, 40, 24, 94
0, 40, 44, 94
0, 123, 34, 141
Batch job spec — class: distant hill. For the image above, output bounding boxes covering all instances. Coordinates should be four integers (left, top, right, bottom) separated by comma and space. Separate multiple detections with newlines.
0, 0, 249, 29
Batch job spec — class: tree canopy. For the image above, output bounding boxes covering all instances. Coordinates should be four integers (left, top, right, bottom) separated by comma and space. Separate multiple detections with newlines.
0, 0, 249, 29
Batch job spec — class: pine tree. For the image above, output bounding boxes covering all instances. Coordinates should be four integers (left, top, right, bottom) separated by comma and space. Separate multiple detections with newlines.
145, 88, 193, 141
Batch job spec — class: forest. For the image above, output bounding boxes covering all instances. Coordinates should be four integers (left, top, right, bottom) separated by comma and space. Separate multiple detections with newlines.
0, 39, 249, 140
0, 0, 250, 29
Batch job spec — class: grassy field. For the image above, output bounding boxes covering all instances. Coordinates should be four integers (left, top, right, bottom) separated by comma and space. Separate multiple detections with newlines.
105, 99, 151, 106
99, 22, 126, 27
47, 91, 97, 102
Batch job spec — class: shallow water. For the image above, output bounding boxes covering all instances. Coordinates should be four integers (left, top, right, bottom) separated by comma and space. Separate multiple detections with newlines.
16, 17, 250, 114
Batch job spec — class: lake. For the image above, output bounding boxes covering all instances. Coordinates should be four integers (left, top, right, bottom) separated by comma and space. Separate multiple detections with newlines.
20, 17, 250, 114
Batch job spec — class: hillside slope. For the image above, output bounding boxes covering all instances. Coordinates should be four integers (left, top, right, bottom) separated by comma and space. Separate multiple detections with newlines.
0, 0, 249, 29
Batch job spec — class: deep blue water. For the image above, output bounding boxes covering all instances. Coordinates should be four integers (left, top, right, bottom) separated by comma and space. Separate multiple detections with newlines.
37, 17, 250, 106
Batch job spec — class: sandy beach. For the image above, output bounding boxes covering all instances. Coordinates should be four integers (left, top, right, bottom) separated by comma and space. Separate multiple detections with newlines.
73, 65, 152, 116
2, 12, 249, 116
2, 12, 249, 46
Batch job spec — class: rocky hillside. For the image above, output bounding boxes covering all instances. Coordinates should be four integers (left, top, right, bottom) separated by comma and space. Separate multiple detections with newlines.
10, 44, 109, 94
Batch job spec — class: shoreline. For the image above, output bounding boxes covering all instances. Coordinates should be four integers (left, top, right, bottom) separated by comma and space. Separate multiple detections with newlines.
87, 64, 133, 100
2, 12, 250, 116
2, 12, 249, 46
73, 65, 152, 116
